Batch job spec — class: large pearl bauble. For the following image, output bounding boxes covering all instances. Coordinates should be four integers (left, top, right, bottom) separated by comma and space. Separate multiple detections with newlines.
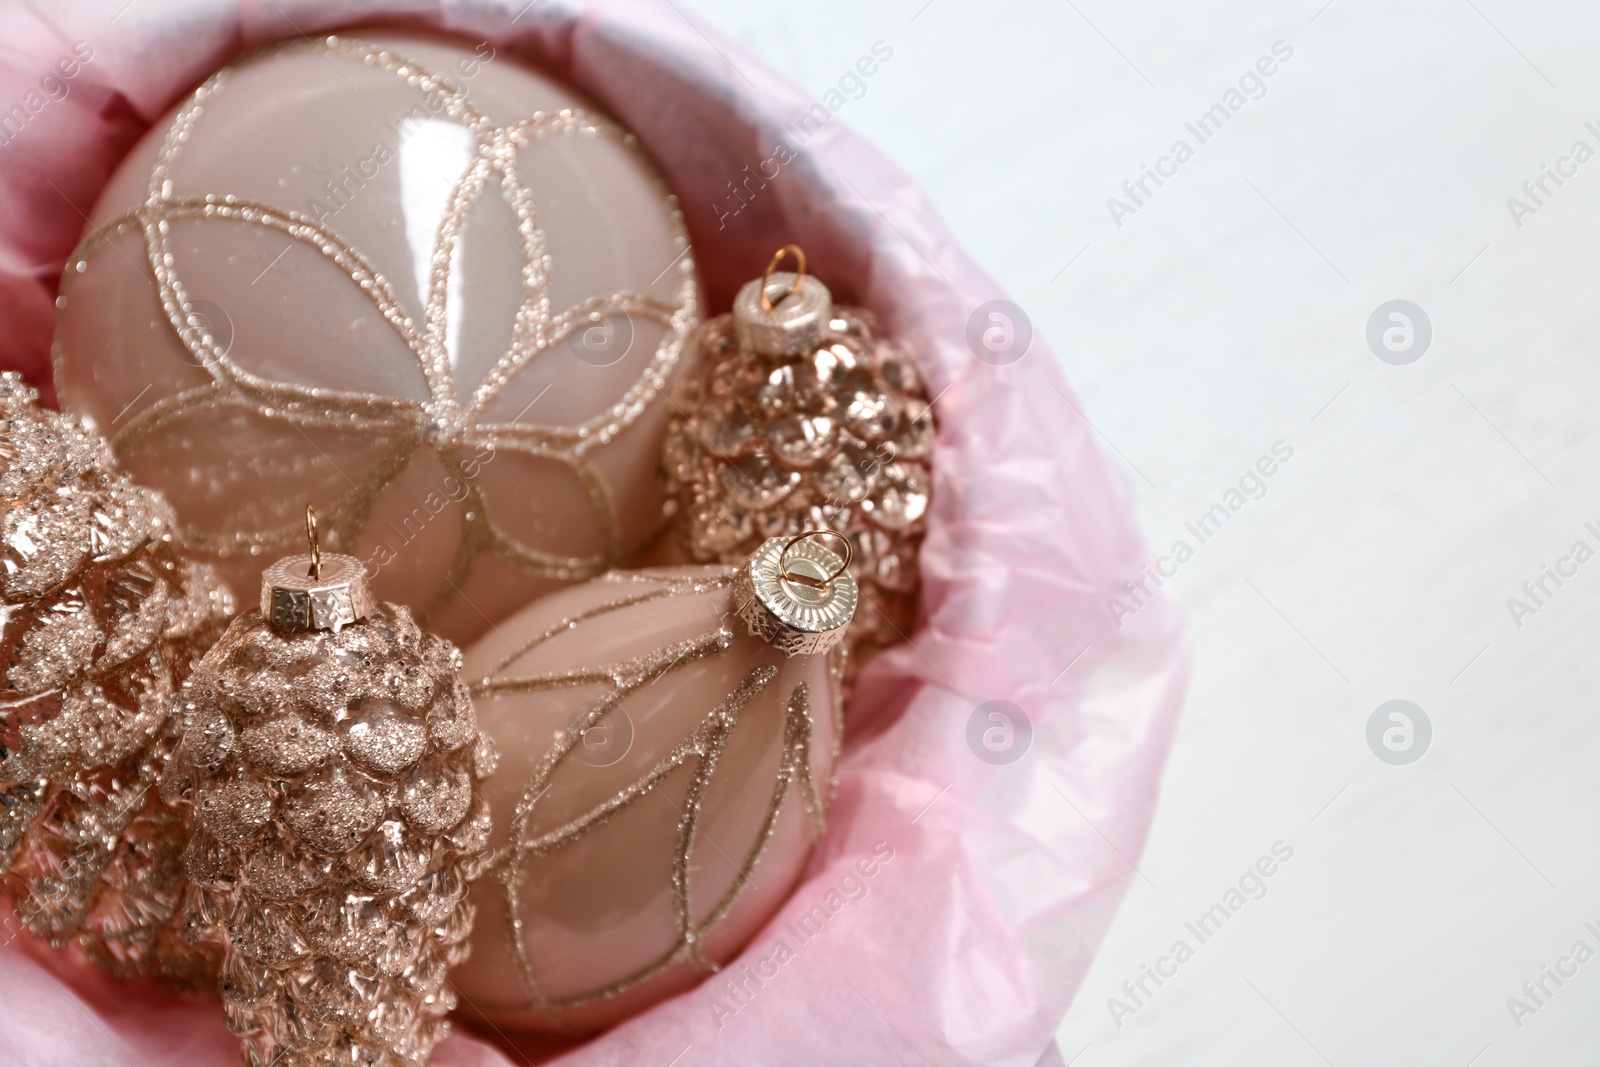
54, 33, 699, 646
452, 566, 843, 1032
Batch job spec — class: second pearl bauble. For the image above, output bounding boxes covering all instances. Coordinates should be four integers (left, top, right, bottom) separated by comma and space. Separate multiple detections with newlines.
453, 533, 855, 1031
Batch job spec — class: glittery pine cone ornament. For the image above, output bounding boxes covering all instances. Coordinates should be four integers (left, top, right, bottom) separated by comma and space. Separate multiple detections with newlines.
165, 533, 495, 1067
662, 246, 934, 664
0, 372, 235, 985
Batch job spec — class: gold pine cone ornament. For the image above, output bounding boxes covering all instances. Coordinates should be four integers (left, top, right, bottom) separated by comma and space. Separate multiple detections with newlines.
0, 372, 235, 985
662, 246, 934, 666
166, 526, 495, 1067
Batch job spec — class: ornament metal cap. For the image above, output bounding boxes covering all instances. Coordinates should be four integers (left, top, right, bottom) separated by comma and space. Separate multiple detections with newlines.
260, 505, 374, 633
732, 529, 859, 656
733, 244, 833, 357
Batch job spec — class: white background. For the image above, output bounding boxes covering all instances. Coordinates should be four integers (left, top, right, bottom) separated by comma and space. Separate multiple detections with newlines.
682, 1, 1599, 1063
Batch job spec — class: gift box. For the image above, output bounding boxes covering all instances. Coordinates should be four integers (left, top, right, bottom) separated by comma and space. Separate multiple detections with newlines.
0, 1, 1187, 1064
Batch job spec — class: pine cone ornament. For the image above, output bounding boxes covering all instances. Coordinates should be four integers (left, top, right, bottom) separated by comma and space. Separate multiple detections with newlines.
167, 540, 494, 1067
0, 372, 235, 985
662, 247, 934, 665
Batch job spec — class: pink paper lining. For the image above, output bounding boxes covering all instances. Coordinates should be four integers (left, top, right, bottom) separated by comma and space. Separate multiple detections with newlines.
0, 1, 1188, 1063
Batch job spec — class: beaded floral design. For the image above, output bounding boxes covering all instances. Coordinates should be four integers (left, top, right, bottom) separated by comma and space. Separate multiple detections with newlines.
53, 35, 698, 626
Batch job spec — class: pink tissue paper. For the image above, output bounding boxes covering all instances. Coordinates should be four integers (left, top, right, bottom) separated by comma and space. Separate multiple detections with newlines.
0, 1, 1188, 1064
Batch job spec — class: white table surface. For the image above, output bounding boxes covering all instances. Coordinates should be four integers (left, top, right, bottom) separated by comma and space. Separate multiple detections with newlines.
682, 1, 1599, 1063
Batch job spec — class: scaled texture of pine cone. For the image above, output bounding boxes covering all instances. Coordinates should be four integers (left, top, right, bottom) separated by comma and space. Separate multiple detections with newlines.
662, 308, 934, 666
0, 372, 236, 986
167, 601, 496, 1067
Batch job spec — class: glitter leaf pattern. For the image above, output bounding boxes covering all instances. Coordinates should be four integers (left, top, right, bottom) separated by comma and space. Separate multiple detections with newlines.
53, 36, 698, 624
471, 570, 836, 1012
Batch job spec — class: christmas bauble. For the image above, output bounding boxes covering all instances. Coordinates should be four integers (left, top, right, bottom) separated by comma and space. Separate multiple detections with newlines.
166, 547, 496, 1066
662, 248, 931, 666
453, 533, 855, 1032
54, 32, 699, 647
0, 373, 234, 986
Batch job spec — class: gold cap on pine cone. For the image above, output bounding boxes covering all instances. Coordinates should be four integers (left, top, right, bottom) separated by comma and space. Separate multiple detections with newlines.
168, 541, 495, 1067
261, 506, 375, 634
661, 246, 935, 670
0, 372, 236, 988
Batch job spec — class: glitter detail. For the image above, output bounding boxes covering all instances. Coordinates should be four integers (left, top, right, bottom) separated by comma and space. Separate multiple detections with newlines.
53, 35, 699, 627
663, 298, 931, 670
0, 373, 236, 987
171, 601, 493, 1066
470, 568, 834, 1013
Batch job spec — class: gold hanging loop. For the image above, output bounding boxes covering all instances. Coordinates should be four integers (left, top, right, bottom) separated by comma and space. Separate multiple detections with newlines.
305, 503, 322, 581
778, 528, 851, 589
760, 244, 808, 312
